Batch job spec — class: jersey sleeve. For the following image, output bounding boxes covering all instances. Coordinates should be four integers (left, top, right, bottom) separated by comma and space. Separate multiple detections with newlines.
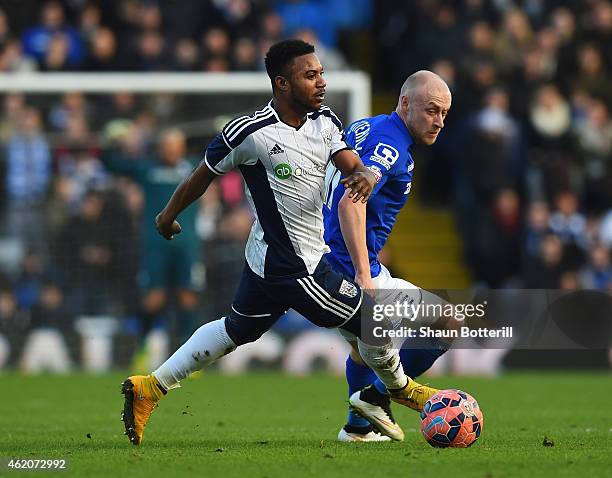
325, 108, 353, 157
203, 131, 255, 175
359, 135, 403, 195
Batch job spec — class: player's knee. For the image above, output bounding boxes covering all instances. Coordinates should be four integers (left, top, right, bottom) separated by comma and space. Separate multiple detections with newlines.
224, 313, 271, 346
340, 294, 393, 346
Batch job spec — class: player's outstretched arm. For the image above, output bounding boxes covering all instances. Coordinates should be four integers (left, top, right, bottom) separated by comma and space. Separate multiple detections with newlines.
338, 189, 374, 291
333, 149, 376, 203
155, 161, 217, 240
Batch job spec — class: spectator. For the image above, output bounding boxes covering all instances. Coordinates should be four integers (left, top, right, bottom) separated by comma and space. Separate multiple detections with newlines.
527, 84, 574, 199
78, 2, 102, 42
49, 92, 92, 132
0, 8, 11, 48
574, 98, 612, 212
495, 8, 534, 75
523, 201, 551, 261
55, 188, 120, 315
14, 249, 47, 311
84, 27, 124, 71
524, 233, 565, 288
470, 188, 523, 287
101, 128, 203, 342
173, 38, 200, 71
231, 37, 258, 71
54, 114, 105, 212
0, 39, 37, 72
293, 29, 348, 70
135, 29, 168, 71
0, 93, 25, 143
579, 243, 612, 290
40, 32, 72, 71
213, 0, 264, 39
276, 0, 337, 47
260, 11, 284, 44
21, 0, 85, 68
29, 280, 71, 331
201, 27, 231, 64
549, 190, 587, 268
4, 107, 52, 250
572, 43, 610, 101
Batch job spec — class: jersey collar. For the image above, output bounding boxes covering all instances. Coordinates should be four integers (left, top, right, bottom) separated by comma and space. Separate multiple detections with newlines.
390, 111, 414, 150
268, 99, 308, 131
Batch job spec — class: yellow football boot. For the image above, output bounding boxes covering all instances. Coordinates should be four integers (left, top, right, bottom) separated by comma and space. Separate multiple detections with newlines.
389, 378, 438, 412
121, 374, 166, 445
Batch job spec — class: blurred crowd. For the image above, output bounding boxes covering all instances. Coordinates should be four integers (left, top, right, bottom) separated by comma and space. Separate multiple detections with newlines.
374, 0, 612, 291
0, 0, 364, 73
0, 90, 257, 340
0, 0, 611, 347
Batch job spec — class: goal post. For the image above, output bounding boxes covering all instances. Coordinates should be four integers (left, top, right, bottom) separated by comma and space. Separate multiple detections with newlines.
0, 71, 371, 124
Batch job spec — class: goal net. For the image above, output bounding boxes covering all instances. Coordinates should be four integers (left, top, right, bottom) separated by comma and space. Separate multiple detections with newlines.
0, 72, 370, 373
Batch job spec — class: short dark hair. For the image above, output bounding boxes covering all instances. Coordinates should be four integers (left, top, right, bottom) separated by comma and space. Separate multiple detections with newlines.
264, 40, 315, 88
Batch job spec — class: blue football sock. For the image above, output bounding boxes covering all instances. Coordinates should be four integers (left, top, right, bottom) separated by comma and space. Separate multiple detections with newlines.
345, 355, 377, 428
373, 339, 449, 395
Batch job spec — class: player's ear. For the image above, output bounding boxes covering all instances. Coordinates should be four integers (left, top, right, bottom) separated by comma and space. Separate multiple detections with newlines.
275, 75, 289, 92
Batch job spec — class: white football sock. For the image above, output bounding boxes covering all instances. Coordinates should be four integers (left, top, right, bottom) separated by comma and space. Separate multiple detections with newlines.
153, 318, 236, 390
357, 338, 407, 391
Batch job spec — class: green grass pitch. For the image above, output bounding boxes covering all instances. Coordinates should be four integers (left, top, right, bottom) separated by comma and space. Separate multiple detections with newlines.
1, 372, 611, 477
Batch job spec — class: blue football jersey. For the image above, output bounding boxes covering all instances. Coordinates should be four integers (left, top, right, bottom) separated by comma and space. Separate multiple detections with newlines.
323, 111, 414, 278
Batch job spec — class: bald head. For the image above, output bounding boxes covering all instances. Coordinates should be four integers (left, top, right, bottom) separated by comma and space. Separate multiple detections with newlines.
399, 70, 450, 104
396, 70, 452, 145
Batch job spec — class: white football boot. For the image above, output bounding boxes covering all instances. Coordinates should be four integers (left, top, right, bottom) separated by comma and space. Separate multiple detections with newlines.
349, 384, 404, 441
337, 424, 392, 442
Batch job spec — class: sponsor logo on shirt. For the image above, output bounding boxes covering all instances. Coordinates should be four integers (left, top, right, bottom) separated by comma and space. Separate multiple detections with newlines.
274, 163, 292, 179
370, 142, 400, 168
294, 164, 326, 177
367, 165, 383, 183
349, 120, 371, 151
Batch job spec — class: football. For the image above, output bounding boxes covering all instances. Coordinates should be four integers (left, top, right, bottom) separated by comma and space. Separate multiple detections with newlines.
420, 389, 484, 448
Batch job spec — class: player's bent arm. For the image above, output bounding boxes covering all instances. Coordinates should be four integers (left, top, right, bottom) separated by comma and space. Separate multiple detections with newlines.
338, 189, 374, 291
333, 149, 376, 203
155, 161, 217, 240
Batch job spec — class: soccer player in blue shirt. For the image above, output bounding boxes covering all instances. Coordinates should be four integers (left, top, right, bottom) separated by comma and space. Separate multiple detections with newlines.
324, 71, 457, 442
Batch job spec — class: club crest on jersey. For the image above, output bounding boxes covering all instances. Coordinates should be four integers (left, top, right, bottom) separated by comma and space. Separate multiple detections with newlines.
339, 279, 358, 298
367, 165, 383, 183
274, 163, 292, 179
321, 128, 333, 147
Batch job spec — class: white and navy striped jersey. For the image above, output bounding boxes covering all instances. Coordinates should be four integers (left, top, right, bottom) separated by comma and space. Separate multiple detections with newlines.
204, 100, 352, 279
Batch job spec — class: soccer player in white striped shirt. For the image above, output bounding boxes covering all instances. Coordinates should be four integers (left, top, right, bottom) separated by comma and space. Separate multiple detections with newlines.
120, 40, 436, 446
